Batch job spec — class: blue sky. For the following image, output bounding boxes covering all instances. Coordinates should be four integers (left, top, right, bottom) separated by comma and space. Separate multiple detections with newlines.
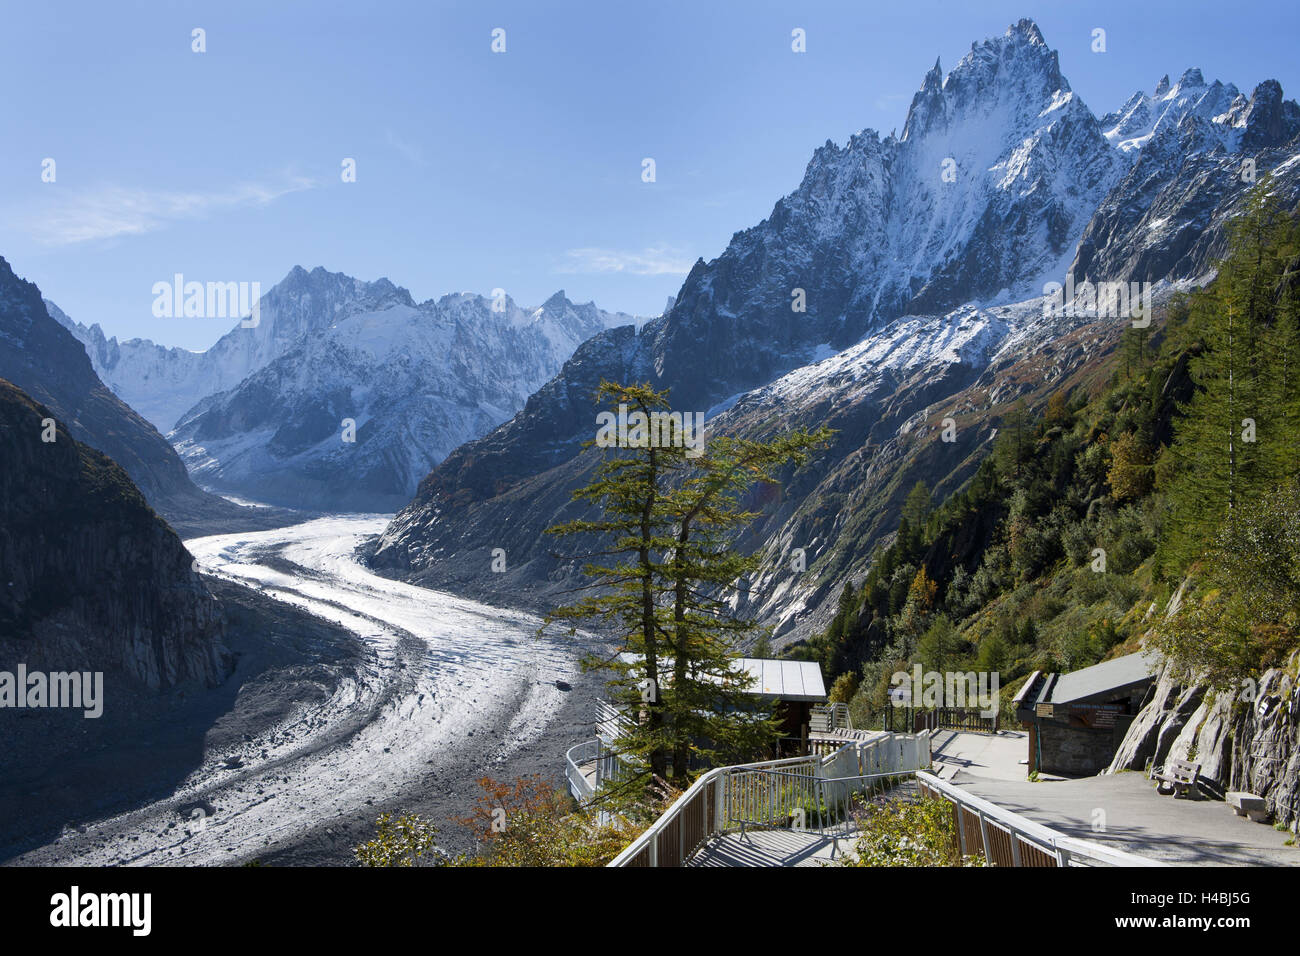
3, 0, 1298, 349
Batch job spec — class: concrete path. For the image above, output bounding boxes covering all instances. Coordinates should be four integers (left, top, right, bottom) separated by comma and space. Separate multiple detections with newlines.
953, 772, 1298, 866
930, 730, 1044, 781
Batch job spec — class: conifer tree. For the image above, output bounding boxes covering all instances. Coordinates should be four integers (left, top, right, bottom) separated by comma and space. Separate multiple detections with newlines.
993, 399, 1033, 482
899, 480, 932, 558
1162, 184, 1300, 571
659, 430, 829, 777
544, 382, 680, 779
544, 381, 829, 785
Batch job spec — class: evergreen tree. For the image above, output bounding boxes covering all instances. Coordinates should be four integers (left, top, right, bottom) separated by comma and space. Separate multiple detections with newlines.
1162, 186, 1300, 571
545, 381, 830, 784
993, 399, 1034, 482
899, 480, 932, 557
915, 614, 959, 676
659, 429, 830, 777
544, 382, 679, 779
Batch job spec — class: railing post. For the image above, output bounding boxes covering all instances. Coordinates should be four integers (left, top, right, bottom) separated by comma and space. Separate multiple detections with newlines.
679, 804, 685, 865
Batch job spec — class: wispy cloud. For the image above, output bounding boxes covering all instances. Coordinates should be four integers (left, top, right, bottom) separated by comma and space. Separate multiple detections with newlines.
27, 175, 317, 245
558, 246, 694, 276
385, 129, 427, 167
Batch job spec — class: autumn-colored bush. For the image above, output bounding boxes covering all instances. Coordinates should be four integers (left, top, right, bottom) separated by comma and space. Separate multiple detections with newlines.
447, 776, 645, 867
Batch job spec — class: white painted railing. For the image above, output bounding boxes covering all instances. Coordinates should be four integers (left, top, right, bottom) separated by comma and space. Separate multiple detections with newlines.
565, 738, 601, 802
608, 732, 930, 867
916, 772, 1166, 867
810, 702, 852, 732
594, 700, 634, 744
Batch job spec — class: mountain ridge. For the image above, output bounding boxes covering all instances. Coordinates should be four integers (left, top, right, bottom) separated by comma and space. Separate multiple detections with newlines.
166, 282, 642, 511
370, 19, 1300, 646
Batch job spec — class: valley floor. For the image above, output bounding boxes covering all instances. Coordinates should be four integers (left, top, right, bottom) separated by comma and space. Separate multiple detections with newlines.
3, 515, 600, 866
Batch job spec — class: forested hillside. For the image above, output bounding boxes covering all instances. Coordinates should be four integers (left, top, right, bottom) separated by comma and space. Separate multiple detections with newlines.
793, 186, 1300, 725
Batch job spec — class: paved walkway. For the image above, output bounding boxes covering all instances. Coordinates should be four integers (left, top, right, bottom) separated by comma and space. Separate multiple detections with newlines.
929, 730, 1296, 864
954, 772, 1298, 866
930, 730, 1043, 781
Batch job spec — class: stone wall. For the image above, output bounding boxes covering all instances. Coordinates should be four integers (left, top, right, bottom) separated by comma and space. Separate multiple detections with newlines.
1038, 716, 1136, 776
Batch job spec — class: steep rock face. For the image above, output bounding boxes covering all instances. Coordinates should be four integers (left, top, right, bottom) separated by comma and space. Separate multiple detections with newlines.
1107, 669, 1198, 772
169, 289, 637, 512
1109, 656, 1300, 827
1073, 76, 1300, 284
0, 379, 229, 690
0, 257, 236, 526
653, 18, 1119, 412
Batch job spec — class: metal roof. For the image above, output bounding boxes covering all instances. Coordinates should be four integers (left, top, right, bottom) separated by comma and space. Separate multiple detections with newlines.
616, 653, 827, 702
736, 658, 827, 702
1045, 651, 1160, 705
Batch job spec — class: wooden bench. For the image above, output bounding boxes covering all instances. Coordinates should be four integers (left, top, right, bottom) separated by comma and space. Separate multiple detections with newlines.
1153, 759, 1201, 798
1226, 791, 1270, 823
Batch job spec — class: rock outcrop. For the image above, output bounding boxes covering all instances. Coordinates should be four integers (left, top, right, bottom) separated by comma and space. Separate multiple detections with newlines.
1109, 653, 1300, 826
0, 256, 247, 529
0, 379, 230, 690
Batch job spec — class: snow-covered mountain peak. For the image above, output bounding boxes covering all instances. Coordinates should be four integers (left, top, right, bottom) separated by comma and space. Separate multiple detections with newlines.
1101, 70, 1242, 155
57, 264, 638, 436
167, 284, 641, 510
903, 18, 1067, 143
540, 289, 572, 312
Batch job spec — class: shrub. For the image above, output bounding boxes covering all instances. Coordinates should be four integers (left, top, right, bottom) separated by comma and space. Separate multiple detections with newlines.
448, 776, 648, 867
828, 671, 860, 704
1153, 482, 1300, 691
842, 797, 984, 867
353, 812, 439, 867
